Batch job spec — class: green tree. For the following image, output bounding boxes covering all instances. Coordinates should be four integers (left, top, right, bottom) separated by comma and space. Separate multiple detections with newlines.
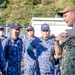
0, 0, 8, 8
0, 0, 75, 27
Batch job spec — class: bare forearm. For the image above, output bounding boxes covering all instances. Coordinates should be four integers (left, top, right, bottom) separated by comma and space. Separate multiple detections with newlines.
54, 41, 62, 55
54, 32, 65, 56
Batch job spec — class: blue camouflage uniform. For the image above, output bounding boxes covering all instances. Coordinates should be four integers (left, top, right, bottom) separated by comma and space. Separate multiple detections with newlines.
4, 36, 23, 75
27, 37, 55, 75
1, 36, 7, 43
23, 36, 37, 75
0, 40, 6, 75
1, 36, 7, 49
0, 26, 7, 50
54, 58, 62, 75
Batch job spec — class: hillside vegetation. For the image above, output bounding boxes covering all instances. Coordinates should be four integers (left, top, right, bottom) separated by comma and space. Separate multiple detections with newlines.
0, 0, 75, 27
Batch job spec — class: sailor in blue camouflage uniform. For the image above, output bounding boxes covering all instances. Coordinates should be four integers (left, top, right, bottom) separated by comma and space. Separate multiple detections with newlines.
4, 22, 23, 75
0, 26, 7, 49
23, 26, 37, 75
27, 23, 55, 75
0, 40, 6, 75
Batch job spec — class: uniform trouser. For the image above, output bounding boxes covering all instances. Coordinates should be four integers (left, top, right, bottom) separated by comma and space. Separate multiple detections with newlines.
24, 64, 36, 75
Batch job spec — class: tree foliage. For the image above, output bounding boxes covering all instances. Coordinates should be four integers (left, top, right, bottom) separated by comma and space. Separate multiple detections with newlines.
0, 0, 75, 27
0, 0, 8, 8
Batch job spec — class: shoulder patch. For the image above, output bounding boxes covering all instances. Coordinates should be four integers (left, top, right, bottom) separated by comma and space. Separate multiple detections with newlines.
28, 45, 34, 51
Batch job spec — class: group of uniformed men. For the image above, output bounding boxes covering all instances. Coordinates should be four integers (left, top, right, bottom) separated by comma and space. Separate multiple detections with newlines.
0, 22, 61, 75
0, 5, 75, 75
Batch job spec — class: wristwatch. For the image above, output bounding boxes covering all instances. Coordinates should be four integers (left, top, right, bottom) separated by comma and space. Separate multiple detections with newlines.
54, 38, 59, 42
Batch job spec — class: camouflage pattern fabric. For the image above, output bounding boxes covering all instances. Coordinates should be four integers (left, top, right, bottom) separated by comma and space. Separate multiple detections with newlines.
0, 40, 6, 75
0, 36, 7, 50
4, 36, 23, 75
54, 58, 62, 75
27, 37, 55, 75
23, 36, 37, 75
60, 38, 75, 75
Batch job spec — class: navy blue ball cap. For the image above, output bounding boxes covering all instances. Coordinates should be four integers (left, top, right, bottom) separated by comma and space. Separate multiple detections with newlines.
0, 26, 4, 30
10, 22, 22, 29
27, 26, 34, 31
41, 23, 50, 31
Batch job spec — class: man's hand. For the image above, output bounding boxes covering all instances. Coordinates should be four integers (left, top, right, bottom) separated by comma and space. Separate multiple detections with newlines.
0, 72, 2, 75
55, 32, 68, 42
54, 54, 61, 59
